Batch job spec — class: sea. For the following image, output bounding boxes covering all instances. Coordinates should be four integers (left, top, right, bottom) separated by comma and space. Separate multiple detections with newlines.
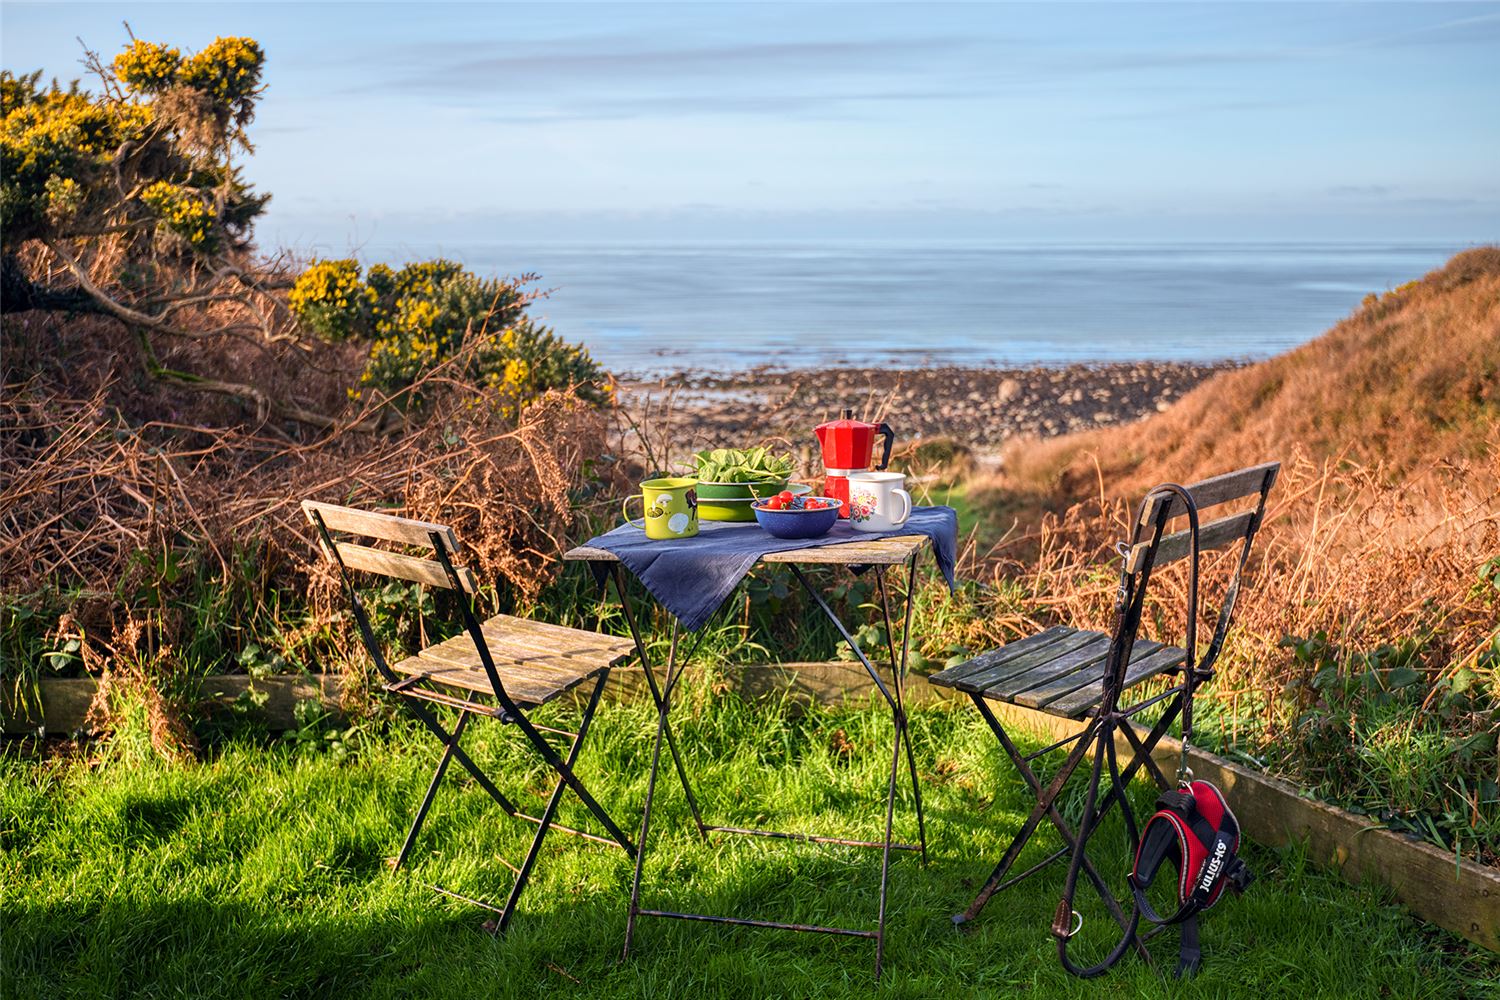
365, 241, 1470, 377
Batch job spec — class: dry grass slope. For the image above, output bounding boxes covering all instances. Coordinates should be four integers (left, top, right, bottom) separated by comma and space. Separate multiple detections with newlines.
995, 246, 1499, 501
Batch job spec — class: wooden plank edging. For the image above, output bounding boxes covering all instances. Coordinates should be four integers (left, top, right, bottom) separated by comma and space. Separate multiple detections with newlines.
2, 675, 341, 735
5, 664, 1496, 952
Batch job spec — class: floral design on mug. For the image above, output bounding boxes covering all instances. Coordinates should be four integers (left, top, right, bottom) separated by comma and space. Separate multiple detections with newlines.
849, 489, 878, 523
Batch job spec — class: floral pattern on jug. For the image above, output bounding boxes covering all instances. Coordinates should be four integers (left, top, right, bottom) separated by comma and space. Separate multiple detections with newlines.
849, 489, 878, 523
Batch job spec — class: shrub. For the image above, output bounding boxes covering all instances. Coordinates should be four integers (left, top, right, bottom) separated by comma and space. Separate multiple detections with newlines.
289, 257, 611, 414
1, 36, 306, 425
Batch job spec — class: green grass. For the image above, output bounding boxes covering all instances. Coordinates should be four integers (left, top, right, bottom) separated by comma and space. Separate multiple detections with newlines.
3, 691, 1495, 999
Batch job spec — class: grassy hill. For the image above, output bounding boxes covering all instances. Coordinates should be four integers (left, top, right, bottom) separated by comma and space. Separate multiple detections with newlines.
992, 246, 1499, 506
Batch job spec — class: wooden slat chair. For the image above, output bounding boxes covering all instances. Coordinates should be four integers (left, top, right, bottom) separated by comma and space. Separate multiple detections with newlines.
929, 461, 1278, 977
303, 500, 637, 933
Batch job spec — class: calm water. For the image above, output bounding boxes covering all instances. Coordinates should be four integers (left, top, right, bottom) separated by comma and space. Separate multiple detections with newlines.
368, 241, 1466, 375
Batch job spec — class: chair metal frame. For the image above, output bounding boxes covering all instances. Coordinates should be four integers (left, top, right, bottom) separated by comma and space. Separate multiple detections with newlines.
305, 502, 637, 934
948, 463, 1278, 977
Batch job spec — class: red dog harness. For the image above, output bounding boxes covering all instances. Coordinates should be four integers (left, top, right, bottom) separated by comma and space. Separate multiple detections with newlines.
1128, 780, 1253, 976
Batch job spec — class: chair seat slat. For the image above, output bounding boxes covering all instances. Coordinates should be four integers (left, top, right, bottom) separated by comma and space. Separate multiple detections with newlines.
1049, 645, 1186, 718
1013, 640, 1165, 709
996, 636, 1115, 699
949, 628, 1100, 694
927, 625, 1074, 686
478, 616, 634, 667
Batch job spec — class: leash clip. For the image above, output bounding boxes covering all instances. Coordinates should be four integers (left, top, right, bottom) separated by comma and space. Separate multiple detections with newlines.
1051, 899, 1084, 939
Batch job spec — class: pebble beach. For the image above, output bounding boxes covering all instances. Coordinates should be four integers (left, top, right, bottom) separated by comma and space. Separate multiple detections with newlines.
618, 361, 1239, 463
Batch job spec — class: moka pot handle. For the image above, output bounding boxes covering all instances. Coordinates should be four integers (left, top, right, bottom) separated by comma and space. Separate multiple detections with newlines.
875, 423, 896, 471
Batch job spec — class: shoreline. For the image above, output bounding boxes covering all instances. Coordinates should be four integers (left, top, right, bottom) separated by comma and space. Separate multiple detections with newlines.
617, 360, 1241, 456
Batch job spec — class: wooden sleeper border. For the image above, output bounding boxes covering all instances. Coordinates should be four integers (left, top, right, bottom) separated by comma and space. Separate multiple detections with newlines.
4, 663, 1496, 953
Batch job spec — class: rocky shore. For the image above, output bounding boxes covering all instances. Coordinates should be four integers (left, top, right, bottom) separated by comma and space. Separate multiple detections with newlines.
617, 361, 1241, 460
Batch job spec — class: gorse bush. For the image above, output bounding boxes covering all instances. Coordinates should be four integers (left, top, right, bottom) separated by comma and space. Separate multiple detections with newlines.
0, 35, 318, 427
2, 36, 267, 255
290, 257, 611, 414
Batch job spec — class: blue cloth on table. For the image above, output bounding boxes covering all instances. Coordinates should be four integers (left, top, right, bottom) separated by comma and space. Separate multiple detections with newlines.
583, 506, 958, 631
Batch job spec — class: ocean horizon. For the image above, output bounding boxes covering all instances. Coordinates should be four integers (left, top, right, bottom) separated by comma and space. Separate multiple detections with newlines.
358, 240, 1470, 376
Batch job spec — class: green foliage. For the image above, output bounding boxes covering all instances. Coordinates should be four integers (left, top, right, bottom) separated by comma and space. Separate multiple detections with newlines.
280, 698, 362, 762
289, 257, 611, 413
692, 446, 796, 484
1278, 630, 1500, 858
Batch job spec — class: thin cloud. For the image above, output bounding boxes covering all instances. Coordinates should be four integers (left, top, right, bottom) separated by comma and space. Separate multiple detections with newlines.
383, 37, 973, 91
478, 88, 976, 123
1335, 10, 1500, 51
1327, 185, 1395, 199
351, 34, 986, 119
1094, 98, 1300, 122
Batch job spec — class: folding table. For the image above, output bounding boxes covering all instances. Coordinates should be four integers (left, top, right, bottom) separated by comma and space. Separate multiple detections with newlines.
564, 532, 935, 978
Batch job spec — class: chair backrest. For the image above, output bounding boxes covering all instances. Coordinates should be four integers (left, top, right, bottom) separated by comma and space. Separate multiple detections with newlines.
1125, 462, 1280, 575
303, 500, 515, 705
1107, 461, 1279, 699
302, 500, 478, 594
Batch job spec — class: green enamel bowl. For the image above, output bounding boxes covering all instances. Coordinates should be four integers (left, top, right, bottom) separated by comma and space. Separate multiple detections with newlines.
695, 478, 789, 502
698, 482, 811, 522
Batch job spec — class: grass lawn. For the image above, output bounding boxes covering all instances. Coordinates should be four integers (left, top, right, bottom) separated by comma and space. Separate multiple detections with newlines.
3, 689, 1494, 999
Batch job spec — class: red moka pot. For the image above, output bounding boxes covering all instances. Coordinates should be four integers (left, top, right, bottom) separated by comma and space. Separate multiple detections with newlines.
815, 409, 896, 518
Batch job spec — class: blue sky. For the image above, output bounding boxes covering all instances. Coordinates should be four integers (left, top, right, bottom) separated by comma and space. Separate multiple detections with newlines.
4, 2, 1498, 251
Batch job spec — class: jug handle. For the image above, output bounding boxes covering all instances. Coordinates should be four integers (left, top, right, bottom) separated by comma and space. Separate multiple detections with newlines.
875, 423, 896, 470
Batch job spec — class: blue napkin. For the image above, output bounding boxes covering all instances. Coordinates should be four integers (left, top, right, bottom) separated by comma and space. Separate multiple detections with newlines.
584, 506, 957, 631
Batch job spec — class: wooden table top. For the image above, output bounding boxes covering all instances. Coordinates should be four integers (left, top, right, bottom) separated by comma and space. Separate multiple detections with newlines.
563, 533, 930, 567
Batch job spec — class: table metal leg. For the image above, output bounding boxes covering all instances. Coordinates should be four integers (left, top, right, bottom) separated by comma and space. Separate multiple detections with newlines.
874, 699, 904, 978
611, 567, 708, 838
877, 557, 928, 861
623, 620, 682, 959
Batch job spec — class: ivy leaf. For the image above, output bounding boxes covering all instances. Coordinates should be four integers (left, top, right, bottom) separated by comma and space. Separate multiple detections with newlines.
1386, 667, 1423, 689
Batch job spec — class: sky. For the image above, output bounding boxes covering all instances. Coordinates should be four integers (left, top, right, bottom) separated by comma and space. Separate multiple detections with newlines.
4, 2, 1499, 252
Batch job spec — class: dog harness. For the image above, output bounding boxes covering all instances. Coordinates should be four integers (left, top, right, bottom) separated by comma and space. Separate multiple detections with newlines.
1128, 779, 1254, 976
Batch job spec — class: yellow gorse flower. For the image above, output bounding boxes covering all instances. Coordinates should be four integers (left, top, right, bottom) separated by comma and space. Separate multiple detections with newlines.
140, 180, 218, 246
113, 41, 182, 93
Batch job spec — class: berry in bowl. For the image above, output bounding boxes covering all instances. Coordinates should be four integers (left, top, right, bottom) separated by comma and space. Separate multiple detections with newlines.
752, 492, 841, 539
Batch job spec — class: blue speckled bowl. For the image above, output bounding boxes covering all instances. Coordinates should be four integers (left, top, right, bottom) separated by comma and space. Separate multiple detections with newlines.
751, 496, 841, 539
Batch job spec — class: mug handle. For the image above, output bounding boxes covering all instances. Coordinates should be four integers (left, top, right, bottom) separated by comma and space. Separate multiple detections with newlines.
890, 488, 913, 527
621, 494, 646, 529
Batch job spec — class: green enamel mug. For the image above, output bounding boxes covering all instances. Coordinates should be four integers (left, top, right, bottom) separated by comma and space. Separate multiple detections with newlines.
622, 477, 699, 540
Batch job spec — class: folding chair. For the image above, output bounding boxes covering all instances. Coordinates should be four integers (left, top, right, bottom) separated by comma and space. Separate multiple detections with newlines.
928, 461, 1278, 977
303, 500, 637, 932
